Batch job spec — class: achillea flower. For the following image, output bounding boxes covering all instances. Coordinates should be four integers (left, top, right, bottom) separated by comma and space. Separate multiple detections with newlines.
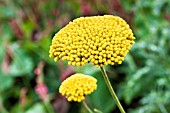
59, 74, 97, 102
49, 15, 135, 67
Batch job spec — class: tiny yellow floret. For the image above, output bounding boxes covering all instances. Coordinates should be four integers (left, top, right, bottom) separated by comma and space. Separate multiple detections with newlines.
59, 73, 97, 102
49, 15, 135, 67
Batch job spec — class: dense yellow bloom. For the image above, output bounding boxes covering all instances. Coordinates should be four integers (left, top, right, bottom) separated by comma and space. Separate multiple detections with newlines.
59, 74, 97, 102
49, 15, 135, 67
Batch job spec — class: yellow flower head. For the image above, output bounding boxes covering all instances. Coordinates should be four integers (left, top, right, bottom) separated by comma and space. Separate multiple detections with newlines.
49, 15, 135, 67
59, 73, 97, 102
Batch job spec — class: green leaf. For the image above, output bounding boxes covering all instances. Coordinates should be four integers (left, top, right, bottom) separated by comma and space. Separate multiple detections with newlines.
0, 72, 14, 92
20, 21, 35, 38
0, 6, 15, 18
125, 54, 137, 72
123, 67, 150, 104
25, 103, 46, 113
88, 71, 115, 113
1, 22, 13, 40
0, 39, 6, 64
9, 43, 34, 76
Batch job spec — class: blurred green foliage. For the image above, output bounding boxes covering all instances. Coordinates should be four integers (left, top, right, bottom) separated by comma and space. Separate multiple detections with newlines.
0, 0, 170, 113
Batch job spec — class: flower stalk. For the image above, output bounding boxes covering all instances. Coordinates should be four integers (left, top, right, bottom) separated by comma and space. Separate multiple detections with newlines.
43, 99, 55, 113
100, 66, 125, 113
83, 101, 93, 113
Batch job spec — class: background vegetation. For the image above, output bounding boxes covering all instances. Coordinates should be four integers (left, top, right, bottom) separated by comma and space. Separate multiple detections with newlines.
0, 0, 170, 113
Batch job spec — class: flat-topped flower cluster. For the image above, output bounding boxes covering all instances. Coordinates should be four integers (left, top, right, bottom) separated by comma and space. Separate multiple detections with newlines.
49, 15, 135, 67
59, 74, 97, 102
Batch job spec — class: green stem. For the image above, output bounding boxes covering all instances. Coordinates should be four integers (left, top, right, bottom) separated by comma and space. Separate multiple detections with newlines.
0, 95, 9, 113
43, 99, 55, 113
158, 104, 168, 113
100, 66, 125, 113
94, 108, 103, 113
83, 101, 93, 113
